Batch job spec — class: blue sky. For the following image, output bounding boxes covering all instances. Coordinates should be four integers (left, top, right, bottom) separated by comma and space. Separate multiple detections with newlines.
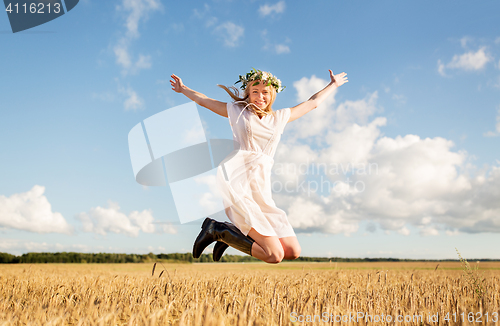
1, 0, 499, 259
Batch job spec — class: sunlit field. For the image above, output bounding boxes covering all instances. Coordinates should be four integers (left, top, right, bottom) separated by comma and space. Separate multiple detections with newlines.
1, 262, 499, 325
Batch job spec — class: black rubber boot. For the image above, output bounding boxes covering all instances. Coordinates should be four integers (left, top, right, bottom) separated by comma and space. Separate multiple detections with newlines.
212, 221, 231, 262
212, 222, 255, 261
192, 218, 255, 258
213, 241, 229, 261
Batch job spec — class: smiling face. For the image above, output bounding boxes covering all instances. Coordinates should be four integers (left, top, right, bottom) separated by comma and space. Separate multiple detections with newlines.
247, 81, 275, 112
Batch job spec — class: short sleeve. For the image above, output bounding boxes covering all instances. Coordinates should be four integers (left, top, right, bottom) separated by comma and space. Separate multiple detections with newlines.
226, 102, 243, 127
226, 102, 234, 124
275, 108, 291, 134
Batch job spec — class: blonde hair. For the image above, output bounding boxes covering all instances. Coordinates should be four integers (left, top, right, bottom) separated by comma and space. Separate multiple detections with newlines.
218, 81, 277, 119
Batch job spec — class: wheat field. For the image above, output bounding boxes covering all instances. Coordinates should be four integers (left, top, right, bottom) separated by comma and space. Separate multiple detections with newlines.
0, 262, 499, 325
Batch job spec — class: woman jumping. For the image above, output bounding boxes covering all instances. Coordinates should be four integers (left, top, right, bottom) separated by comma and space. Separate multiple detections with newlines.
170, 68, 348, 264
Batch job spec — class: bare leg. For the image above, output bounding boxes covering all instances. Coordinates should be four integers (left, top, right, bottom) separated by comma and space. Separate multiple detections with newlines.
279, 236, 301, 260
248, 228, 284, 264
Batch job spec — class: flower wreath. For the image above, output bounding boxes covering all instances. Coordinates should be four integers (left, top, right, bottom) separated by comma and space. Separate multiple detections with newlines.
235, 68, 285, 93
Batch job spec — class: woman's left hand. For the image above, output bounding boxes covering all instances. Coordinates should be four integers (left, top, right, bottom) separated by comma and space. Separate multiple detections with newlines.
329, 70, 348, 87
170, 74, 185, 93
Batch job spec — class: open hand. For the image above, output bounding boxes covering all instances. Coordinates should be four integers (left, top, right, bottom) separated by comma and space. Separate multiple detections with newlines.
170, 74, 184, 93
329, 70, 348, 87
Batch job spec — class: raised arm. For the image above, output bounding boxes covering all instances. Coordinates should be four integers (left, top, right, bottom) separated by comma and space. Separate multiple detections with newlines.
288, 70, 348, 122
170, 74, 228, 118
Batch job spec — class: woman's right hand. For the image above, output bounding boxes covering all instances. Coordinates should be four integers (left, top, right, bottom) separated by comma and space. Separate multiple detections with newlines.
168, 74, 228, 117
170, 74, 184, 93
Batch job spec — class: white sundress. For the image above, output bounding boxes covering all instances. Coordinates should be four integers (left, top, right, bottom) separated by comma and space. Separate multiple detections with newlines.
216, 102, 296, 238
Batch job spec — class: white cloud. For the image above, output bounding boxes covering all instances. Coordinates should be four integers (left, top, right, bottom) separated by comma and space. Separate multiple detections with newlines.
182, 125, 206, 145
437, 60, 446, 77
0, 186, 73, 234
259, 1, 286, 17
193, 4, 218, 27
392, 94, 406, 104
272, 74, 500, 236
484, 131, 497, 137
194, 175, 221, 213
445, 229, 460, 236
319, 116, 385, 166
205, 17, 218, 28
113, 39, 153, 75
397, 227, 410, 236
285, 197, 358, 235
76, 200, 176, 237
261, 30, 291, 55
117, 0, 162, 38
460, 36, 472, 48
420, 226, 439, 236
448, 47, 491, 70
275, 44, 290, 54
331, 92, 379, 131
286, 75, 337, 139
112, 0, 161, 75
158, 223, 177, 234
135, 54, 152, 70
193, 5, 244, 47
114, 40, 132, 70
438, 47, 492, 76
214, 22, 244, 47
119, 86, 144, 111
